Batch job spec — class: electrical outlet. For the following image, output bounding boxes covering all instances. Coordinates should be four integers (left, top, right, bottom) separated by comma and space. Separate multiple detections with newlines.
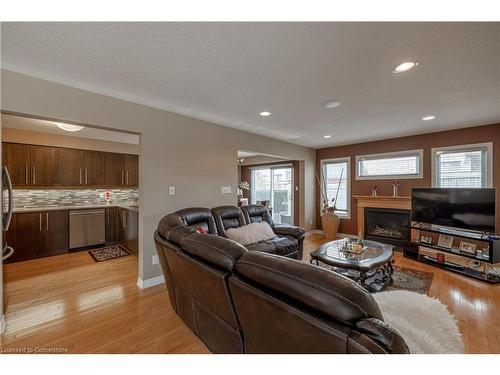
169, 186, 175, 195
152, 255, 159, 265
221, 186, 232, 194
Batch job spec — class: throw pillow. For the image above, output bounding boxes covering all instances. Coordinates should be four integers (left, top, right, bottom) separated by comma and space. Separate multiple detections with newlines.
226, 222, 276, 246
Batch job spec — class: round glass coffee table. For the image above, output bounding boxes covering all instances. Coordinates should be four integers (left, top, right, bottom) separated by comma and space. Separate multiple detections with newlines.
310, 238, 394, 292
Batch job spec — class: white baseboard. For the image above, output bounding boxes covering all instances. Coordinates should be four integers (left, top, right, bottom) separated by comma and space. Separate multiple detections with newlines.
0, 315, 6, 335
137, 275, 165, 289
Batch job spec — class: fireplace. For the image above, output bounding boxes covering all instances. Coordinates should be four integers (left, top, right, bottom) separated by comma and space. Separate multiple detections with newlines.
364, 208, 410, 247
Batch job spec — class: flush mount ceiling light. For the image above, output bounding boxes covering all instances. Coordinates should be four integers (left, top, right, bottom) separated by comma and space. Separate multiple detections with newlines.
259, 111, 272, 117
56, 122, 85, 132
421, 115, 436, 121
393, 61, 419, 73
323, 135, 332, 139
323, 100, 341, 109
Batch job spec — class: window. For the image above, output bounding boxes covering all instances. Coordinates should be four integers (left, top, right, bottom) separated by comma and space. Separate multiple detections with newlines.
251, 165, 294, 224
321, 157, 350, 218
432, 143, 492, 188
356, 149, 423, 180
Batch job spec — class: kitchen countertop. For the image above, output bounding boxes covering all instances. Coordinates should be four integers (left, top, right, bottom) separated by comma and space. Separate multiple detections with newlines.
13, 203, 139, 214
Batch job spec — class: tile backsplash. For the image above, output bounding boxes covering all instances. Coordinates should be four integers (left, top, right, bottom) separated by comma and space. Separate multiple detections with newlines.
11, 189, 139, 209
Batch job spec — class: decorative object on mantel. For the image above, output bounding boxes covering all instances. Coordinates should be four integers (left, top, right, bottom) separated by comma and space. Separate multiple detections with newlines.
103, 190, 112, 203
237, 180, 250, 197
392, 180, 400, 197
316, 166, 344, 239
371, 185, 379, 197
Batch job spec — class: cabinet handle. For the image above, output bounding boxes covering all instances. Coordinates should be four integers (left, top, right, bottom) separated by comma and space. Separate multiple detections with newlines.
126, 171, 129, 185
79, 168, 82, 184
32, 166, 36, 185
39, 213, 42, 232
85, 169, 88, 184
25, 165, 29, 184
46, 213, 49, 232
121, 170, 124, 185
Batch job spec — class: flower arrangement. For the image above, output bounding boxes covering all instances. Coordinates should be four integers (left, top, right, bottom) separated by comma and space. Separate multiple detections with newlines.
238, 181, 250, 190
316, 167, 344, 215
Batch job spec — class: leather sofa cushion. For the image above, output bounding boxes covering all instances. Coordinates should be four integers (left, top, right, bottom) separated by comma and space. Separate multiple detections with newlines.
245, 241, 276, 254
181, 232, 247, 271
273, 224, 306, 239
234, 252, 384, 325
241, 205, 274, 226
176, 207, 218, 234
268, 236, 299, 256
212, 206, 246, 237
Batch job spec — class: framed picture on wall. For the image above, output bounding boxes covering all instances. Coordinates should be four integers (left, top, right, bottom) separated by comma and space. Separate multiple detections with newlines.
438, 234, 454, 249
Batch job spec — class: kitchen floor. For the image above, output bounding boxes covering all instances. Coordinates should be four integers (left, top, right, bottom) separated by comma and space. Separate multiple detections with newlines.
0, 250, 208, 353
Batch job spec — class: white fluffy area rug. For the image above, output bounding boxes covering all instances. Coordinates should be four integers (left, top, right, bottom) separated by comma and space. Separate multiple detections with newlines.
373, 290, 464, 354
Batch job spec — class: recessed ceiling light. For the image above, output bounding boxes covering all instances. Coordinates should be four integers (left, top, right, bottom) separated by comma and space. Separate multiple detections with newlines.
259, 111, 272, 117
421, 115, 436, 121
55, 122, 85, 132
323, 100, 341, 109
393, 61, 419, 73
323, 135, 332, 139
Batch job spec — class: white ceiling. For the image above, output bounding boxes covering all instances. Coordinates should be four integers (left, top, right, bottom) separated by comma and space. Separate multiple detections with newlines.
2, 114, 140, 144
1, 22, 499, 148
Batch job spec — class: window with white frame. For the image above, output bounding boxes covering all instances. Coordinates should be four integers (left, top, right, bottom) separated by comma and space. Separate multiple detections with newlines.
432, 143, 492, 188
321, 157, 350, 218
356, 149, 423, 180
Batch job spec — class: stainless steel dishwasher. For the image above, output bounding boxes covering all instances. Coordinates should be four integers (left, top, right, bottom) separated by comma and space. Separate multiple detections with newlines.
69, 209, 106, 250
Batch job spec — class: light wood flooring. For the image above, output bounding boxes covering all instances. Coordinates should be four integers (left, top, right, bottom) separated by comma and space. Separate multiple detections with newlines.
1, 234, 499, 353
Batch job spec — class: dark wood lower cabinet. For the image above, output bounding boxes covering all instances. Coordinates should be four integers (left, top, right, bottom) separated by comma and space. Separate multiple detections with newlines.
5, 210, 69, 263
119, 208, 139, 254
105, 207, 120, 244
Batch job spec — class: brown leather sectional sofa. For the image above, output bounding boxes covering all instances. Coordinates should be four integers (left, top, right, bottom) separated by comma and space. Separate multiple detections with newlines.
154, 205, 409, 354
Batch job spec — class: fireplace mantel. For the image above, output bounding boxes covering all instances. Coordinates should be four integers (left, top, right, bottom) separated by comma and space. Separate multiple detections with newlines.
353, 195, 411, 236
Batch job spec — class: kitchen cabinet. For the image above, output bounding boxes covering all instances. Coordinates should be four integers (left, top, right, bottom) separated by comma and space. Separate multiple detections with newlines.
105, 207, 120, 244
5, 210, 69, 263
3, 142, 138, 188
2, 143, 31, 187
119, 207, 138, 254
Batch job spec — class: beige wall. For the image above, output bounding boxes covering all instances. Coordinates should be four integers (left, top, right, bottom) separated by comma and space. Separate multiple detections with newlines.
0, 69, 316, 282
2, 127, 140, 154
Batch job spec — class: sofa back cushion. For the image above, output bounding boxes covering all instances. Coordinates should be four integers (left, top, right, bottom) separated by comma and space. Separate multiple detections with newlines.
176, 207, 218, 234
212, 206, 246, 237
234, 252, 383, 325
241, 205, 274, 226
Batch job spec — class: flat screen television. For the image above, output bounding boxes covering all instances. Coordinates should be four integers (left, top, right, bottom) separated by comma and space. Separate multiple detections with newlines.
411, 188, 496, 233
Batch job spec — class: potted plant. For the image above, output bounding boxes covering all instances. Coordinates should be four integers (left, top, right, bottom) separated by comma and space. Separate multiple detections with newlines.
317, 167, 344, 240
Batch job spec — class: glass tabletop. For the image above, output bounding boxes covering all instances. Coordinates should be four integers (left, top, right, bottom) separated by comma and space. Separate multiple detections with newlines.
320, 239, 385, 263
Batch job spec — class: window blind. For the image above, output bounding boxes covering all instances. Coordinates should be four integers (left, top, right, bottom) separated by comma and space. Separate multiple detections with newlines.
357, 150, 422, 179
436, 147, 488, 188
322, 159, 349, 217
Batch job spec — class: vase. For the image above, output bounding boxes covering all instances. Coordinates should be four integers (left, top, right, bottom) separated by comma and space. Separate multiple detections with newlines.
372, 190, 378, 197
392, 185, 399, 197
322, 212, 340, 240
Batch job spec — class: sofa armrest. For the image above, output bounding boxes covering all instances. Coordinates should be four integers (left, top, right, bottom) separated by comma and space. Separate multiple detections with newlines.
355, 318, 410, 354
272, 224, 306, 238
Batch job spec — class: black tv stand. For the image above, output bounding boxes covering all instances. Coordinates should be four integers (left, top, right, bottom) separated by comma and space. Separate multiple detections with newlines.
407, 223, 500, 284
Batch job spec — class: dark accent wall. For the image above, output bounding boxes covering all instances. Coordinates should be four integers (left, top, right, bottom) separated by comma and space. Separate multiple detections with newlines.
240, 160, 300, 225
316, 123, 500, 235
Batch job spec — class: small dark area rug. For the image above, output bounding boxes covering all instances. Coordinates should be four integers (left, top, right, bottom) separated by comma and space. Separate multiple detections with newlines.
88, 245, 131, 262
315, 262, 434, 294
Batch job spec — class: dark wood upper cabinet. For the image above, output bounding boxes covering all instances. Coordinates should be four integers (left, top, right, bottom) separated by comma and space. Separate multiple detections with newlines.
104, 152, 125, 186
83, 150, 105, 186
3, 142, 138, 188
31, 145, 58, 186
56, 148, 84, 186
124, 154, 139, 186
3, 143, 32, 186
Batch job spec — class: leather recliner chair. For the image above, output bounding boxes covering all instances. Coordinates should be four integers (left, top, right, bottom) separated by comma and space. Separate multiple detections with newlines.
154, 207, 410, 354
212, 205, 305, 259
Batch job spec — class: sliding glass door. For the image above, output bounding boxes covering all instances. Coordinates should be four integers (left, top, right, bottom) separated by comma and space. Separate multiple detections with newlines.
251, 165, 293, 224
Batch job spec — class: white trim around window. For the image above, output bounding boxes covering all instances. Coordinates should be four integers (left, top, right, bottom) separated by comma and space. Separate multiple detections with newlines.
431, 142, 493, 188
320, 157, 351, 219
355, 149, 424, 180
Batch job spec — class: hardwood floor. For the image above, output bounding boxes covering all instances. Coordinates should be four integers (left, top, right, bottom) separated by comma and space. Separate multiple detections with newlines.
1, 234, 499, 353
